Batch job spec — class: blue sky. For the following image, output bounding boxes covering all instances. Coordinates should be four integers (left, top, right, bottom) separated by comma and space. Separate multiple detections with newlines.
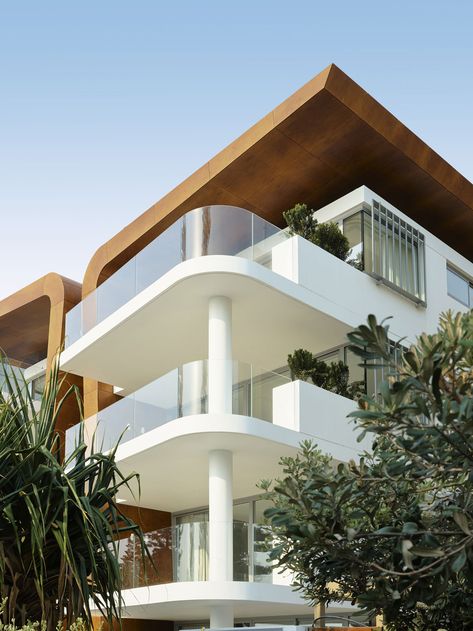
1, 0, 472, 299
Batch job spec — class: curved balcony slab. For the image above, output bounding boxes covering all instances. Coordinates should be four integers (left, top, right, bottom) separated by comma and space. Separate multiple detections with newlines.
116, 581, 314, 621
110, 414, 362, 512
60, 255, 355, 392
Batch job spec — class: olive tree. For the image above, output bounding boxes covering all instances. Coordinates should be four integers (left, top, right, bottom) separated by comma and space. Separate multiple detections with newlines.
263, 311, 473, 630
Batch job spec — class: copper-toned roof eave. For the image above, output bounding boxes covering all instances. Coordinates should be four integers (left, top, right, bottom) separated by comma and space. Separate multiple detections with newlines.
0, 273, 82, 367
82, 63, 473, 297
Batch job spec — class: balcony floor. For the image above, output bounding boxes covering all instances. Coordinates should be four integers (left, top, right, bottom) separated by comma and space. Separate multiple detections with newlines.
117, 581, 314, 621
112, 414, 360, 512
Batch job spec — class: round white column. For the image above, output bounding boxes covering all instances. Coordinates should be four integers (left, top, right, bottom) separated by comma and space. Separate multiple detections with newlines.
210, 603, 234, 629
208, 296, 232, 414
209, 449, 233, 581
208, 297, 234, 628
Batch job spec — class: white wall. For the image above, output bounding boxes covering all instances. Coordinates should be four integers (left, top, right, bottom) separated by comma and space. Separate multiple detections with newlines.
272, 232, 469, 345
314, 185, 473, 281
273, 380, 370, 461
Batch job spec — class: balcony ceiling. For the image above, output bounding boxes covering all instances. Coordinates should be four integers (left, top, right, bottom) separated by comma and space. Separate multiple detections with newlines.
60, 257, 354, 392
84, 63, 473, 296
119, 582, 316, 621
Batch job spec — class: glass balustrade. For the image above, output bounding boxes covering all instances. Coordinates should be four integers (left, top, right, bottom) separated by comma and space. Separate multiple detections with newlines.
117, 521, 273, 589
65, 360, 290, 459
0, 357, 47, 405
65, 206, 288, 346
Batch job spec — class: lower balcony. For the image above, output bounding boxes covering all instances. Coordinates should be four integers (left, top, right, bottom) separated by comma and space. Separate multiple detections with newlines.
110, 521, 315, 623
118, 521, 281, 587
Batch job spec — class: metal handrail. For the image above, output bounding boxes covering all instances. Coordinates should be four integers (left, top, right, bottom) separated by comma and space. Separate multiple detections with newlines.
312, 615, 372, 628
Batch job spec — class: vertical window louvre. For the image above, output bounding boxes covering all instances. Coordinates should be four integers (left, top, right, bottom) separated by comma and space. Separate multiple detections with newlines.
371, 200, 426, 304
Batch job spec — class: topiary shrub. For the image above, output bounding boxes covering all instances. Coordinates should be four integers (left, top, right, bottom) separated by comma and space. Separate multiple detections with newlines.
312, 222, 351, 261
283, 203, 351, 261
325, 360, 350, 395
287, 348, 316, 382
283, 203, 318, 243
287, 349, 363, 400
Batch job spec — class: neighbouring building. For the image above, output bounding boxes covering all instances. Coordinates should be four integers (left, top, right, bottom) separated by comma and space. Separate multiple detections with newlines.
1, 64, 473, 630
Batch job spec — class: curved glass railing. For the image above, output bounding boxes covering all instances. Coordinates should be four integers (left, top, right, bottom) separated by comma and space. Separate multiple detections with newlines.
65, 359, 290, 458
117, 521, 273, 589
65, 206, 288, 346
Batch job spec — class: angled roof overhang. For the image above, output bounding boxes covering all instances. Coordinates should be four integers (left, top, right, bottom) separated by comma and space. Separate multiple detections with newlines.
83, 63, 473, 297
0, 273, 81, 367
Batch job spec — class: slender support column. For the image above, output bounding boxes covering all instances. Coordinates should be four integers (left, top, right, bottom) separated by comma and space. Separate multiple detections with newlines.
209, 449, 233, 627
209, 449, 233, 580
208, 296, 232, 414
210, 603, 234, 629
208, 296, 234, 628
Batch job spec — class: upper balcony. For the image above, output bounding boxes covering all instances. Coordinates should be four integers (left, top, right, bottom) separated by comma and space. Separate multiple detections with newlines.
61, 191, 473, 396
65, 206, 288, 347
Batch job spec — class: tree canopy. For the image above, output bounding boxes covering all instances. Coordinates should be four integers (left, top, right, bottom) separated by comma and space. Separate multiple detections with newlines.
263, 310, 473, 630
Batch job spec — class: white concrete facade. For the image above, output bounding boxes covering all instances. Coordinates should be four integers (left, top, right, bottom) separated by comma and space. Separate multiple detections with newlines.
61, 186, 473, 629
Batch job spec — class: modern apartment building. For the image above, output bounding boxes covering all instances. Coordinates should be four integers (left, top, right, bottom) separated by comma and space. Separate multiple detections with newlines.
1, 64, 473, 630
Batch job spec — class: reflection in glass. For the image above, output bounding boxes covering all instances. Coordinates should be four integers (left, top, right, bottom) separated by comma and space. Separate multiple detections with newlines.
447, 266, 471, 306
65, 360, 291, 459
65, 206, 288, 346
343, 203, 426, 304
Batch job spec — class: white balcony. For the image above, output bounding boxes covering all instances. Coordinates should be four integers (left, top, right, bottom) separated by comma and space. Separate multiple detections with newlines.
118, 581, 314, 622
273, 379, 370, 461
66, 365, 365, 512
61, 194, 473, 395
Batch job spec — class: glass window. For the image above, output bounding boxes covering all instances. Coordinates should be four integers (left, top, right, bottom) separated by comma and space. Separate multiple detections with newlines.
343, 211, 363, 267
31, 375, 46, 401
370, 201, 426, 303
233, 503, 250, 581
317, 348, 342, 365
344, 347, 365, 385
174, 511, 208, 582
447, 266, 471, 306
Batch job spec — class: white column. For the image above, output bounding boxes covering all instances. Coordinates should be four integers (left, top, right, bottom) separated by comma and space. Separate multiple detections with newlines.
208, 297, 234, 628
209, 449, 233, 580
210, 603, 234, 629
208, 296, 232, 414
209, 449, 233, 627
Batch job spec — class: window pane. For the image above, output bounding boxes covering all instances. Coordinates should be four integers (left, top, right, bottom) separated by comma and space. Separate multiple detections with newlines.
447, 267, 470, 306
370, 200, 426, 303
343, 212, 363, 266
344, 347, 365, 385
233, 503, 250, 581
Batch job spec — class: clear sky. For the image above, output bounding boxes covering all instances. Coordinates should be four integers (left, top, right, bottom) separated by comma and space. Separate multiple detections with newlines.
1, 0, 472, 299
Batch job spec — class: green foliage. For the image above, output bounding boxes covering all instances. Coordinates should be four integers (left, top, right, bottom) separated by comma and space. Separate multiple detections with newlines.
287, 349, 364, 401
283, 203, 318, 243
0, 598, 89, 631
0, 356, 148, 631
311, 221, 351, 262
265, 311, 473, 630
283, 203, 351, 261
